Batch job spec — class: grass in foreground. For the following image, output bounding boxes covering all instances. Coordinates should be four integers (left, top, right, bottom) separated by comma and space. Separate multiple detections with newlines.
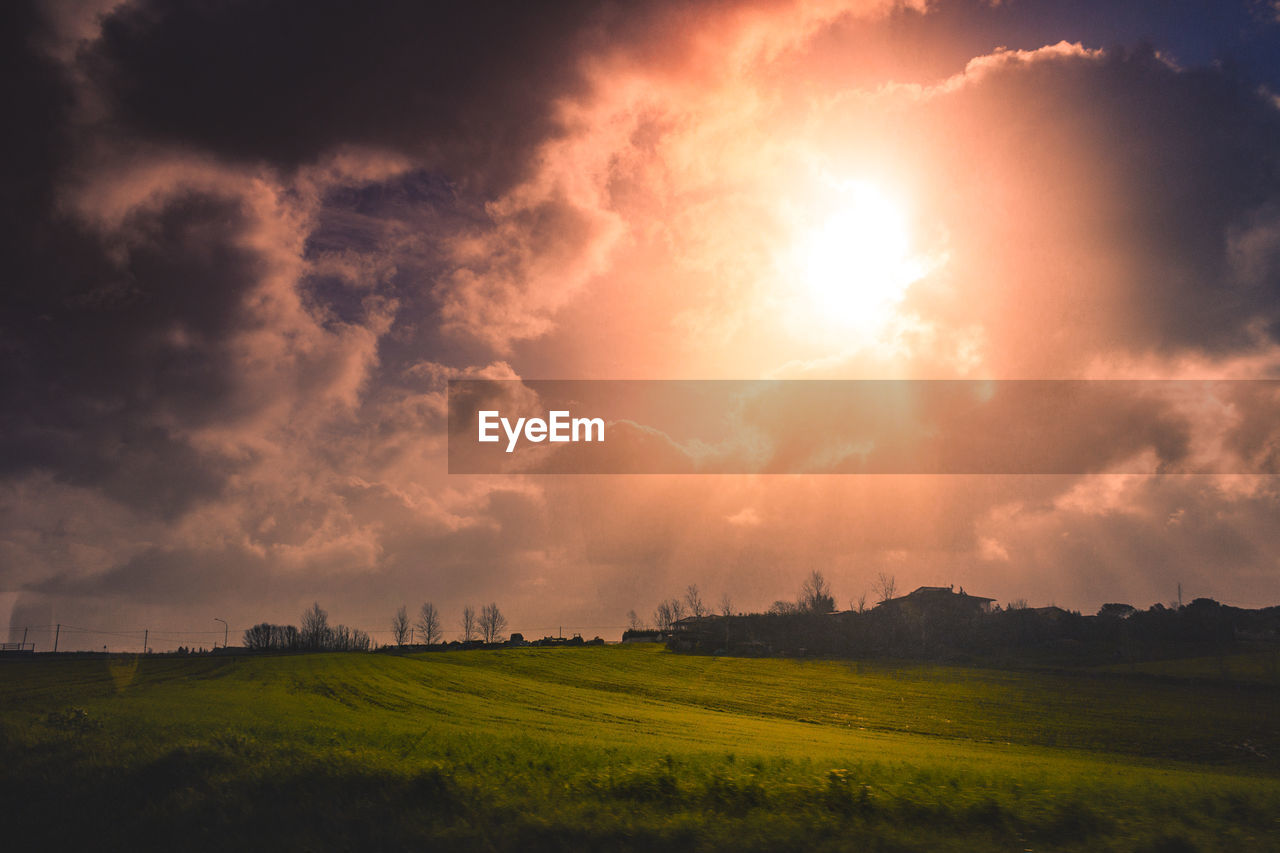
2, 644, 1278, 851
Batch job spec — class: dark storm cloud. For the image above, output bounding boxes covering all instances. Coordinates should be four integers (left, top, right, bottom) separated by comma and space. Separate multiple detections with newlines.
0, 5, 245, 516
0, 0, 624, 523
896, 43, 1280, 368
30, 544, 272, 603
84, 0, 610, 192
1082, 48, 1280, 352
821, 0, 1280, 89
0, 189, 281, 515
0, 4, 93, 344
0, 5, 237, 516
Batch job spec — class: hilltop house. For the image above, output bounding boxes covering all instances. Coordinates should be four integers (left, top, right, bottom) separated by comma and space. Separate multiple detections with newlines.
875, 585, 995, 617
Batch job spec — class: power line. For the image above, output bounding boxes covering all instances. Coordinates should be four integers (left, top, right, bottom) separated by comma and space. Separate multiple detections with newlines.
5, 618, 632, 651
57, 625, 146, 637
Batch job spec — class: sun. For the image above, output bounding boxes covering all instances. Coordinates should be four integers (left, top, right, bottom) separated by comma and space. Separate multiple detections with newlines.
790, 180, 927, 337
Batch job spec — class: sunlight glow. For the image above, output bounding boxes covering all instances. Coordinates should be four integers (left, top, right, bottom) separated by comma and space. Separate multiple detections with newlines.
792, 181, 928, 337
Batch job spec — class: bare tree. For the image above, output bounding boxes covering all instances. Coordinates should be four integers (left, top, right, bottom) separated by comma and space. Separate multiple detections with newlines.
479, 602, 508, 643
719, 592, 734, 645
279, 625, 300, 649
461, 605, 478, 641
243, 623, 304, 651
669, 597, 686, 623
242, 623, 273, 650
653, 597, 687, 631
654, 600, 675, 631
301, 602, 330, 650
768, 600, 798, 616
417, 602, 442, 645
854, 593, 868, 613
391, 605, 410, 646
799, 570, 836, 613
875, 572, 898, 604
685, 584, 707, 619
626, 609, 643, 631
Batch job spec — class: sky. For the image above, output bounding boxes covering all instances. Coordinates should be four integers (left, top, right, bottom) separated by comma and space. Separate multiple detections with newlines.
3, 0, 1280, 650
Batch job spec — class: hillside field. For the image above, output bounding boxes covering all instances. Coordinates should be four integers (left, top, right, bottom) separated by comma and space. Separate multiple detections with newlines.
2, 644, 1279, 851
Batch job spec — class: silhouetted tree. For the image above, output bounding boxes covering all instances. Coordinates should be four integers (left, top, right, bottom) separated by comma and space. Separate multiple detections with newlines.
242, 623, 274, 650
327, 624, 372, 652
799, 570, 836, 613
768, 600, 798, 616
479, 602, 508, 643
391, 605, 410, 646
720, 592, 734, 645
627, 609, 643, 631
462, 605, 478, 641
1098, 603, 1136, 619
654, 600, 674, 631
685, 584, 707, 619
301, 602, 331, 650
417, 602, 442, 644
875, 573, 897, 604
653, 598, 686, 631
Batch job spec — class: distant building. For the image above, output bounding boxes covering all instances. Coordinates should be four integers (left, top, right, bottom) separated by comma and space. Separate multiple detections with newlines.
668, 615, 723, 651
875, 585, 995, 616
671, 615, 720, 631
529, 634, 586, 647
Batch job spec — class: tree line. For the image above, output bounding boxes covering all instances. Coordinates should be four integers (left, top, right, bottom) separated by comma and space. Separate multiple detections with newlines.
628, 571, 1279, 667
635, 570, 894, 633
241, 600, 513, 651
388, 601, 509, 645
242, 603, 372, 651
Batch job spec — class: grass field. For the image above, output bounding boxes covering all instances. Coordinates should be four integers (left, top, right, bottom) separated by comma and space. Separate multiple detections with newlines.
1092, 648, 1280, 686
2, 644, 1279, 851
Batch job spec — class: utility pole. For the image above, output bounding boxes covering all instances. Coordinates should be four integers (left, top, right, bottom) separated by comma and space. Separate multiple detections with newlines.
54, 623, 60, 653
21, 627, 28, 651
143, 629, 148, 654
1177, 583, 1183, 609
214, 618, 228, 649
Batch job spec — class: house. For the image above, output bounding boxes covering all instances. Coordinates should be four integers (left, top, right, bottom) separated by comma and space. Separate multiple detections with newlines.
671, 614, 720, 631
875, 585, 995, 616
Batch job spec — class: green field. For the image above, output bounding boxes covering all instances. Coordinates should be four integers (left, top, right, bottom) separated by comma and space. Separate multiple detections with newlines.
2, 645, 1279, 851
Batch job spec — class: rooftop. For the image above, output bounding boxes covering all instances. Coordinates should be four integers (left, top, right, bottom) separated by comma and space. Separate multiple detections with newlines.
878, 585, 996, 607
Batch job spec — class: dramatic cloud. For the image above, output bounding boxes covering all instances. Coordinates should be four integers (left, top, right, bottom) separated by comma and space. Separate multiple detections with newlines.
4, 0, 1280, 648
